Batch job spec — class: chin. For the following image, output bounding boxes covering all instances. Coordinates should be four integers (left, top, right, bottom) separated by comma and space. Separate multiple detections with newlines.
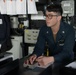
47, 24, 51, 27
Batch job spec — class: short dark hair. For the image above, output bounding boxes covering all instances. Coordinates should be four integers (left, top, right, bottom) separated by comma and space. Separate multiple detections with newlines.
46, 2, 63, 16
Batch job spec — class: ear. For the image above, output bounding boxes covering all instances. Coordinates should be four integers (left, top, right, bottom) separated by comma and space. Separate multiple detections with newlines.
57, 16, 62, 21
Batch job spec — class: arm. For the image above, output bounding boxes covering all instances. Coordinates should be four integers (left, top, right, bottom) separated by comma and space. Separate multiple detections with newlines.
32, 27, 46, 57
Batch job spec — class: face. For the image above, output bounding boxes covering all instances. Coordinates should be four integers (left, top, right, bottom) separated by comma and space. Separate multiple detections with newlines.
45, 11, 61, 27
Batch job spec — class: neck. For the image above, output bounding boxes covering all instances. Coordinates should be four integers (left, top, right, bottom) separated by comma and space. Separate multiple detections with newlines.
51, 22, 60, 34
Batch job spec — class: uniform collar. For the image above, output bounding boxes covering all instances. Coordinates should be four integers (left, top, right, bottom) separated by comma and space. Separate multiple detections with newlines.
56, 21, 65, 43
45, 21, 66, 44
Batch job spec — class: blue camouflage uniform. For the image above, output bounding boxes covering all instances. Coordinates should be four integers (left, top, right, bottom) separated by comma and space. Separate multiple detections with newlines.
33, 21, 75, 65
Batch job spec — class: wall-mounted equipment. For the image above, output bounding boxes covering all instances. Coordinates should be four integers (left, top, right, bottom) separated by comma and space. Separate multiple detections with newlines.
24, 29, 39, 44
31, 20, 46, 29
10, 16, 21, 36
10, 16, 19, 29
61, 0, 74, 17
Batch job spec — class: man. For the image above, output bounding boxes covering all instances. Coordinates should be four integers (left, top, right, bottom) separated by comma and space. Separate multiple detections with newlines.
25, 2, 75, 68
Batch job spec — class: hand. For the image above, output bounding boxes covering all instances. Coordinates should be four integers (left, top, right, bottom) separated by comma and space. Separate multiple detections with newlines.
26, 54, 37, 65
36, 56, 54, 66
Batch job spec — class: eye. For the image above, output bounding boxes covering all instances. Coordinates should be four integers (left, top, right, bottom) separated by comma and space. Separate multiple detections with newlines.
49, 15, 53, 17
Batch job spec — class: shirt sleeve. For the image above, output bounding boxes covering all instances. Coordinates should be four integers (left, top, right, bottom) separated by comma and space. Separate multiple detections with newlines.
32, 27, 46, 57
